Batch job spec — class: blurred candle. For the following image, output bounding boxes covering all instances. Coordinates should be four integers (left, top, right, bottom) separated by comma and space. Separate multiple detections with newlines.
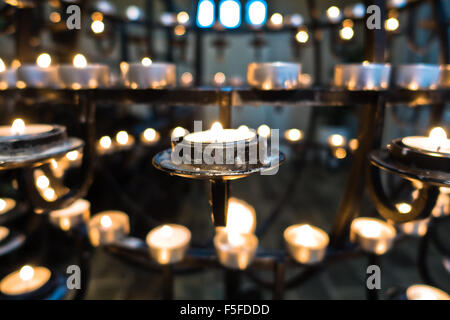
88, 211, 130, 246
0, 265, 51, 297
402, 127, 449, 153
0, 197, 16, 215
350, 217, 396, 254
146, 224, 191, 264
284, 224, 329, 264
406, 284, 449, 300
0, 226, 9, 242
140, 128, 160, 146
49, 199, 90, 231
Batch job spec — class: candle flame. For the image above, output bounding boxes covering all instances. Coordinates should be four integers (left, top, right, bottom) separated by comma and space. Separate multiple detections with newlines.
99, 136, 112, 149
359, 220, 383, 238
159, 225, 173, 238
285, 128, 303, 142
0, 198, 6, 211
73, 53, 87, 68
100, 215, 112, 228
36, 53, 51, 68
429, 127, 447, 151
329, 134, 346, 147
171, 126, 188, 139
211, 121, 223, 133
143, 128, 158, 142
257, 124, 271, 138
19, 265, 34, 281
396, 202, 412, 214
116, 131, 129, 145
226, 197, 256, 234
11, 118, 25, 135
227, 231, 245, 247
293, 224, 320, 247
0, 58, 5, 72
36, 175, 50, 189
141, 57, 152, 66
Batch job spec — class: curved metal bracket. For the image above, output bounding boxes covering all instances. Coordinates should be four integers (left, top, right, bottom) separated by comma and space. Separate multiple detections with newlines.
367, 163, 440, 222
19, 94, 96, 211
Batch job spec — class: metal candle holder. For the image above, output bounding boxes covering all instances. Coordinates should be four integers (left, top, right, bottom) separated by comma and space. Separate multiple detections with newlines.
121, 62, 176, 89
333, 63, 391, 90
17, 65, 59, 88
393, 64, 441, 90
58, 64, 110, 89
247, 62, 302, 90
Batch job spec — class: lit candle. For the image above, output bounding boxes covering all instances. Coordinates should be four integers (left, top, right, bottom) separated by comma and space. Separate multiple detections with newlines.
121, 60, 176, 89
350, 217, 396, 254
97, 135, 114, 155
140, 128, 160, 146
0, 58, 17, 90
115, 131, 135, 150
402, 127, 450, 154
49, 199, 90, 231
284, 224, 329, 264
284, 128, 303, 143
0, 226, 9, 242
16, 53, 59, 88
0, 265, 51, 297
406, 284, 449, 300
146, 224, 191, 264
184, 122, 256, 144
57, 53, 109, 89
0, 119, 53, 138
224, 197, 256, 234
0, 197, 16, 215
214, 199, 258, 270
88, 211, 130, 246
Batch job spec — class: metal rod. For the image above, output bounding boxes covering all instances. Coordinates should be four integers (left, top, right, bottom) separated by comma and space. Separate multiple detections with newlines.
162, 264, 174, 300
330, 98, 384, 247
209, 179, 229, 227
225, 269, 241, 299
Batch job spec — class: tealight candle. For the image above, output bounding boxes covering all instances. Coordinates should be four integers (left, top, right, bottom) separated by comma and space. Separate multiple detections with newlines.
57, 53, 109, 89
350, 217, 396, 255
183, 122, 256, 144
402, 127, 450, 154
17, 53, 59, 88
247, 62, 302, 90
406, 284, 450, 300
121, 60, 176, 89
140, 128, 160, 146
0, 58, 17, 90
0, 265, 52, 297
49, 199, 90, 231
393, 64, 441, 90
88, 211, 130, 246
115, 130, 135, 150
0, 197, 16, 215
146, 224, 191, 264
284, 128, 303, 143
0, 226, 9, 242
214, 228, 258, 270
97, 135, 114, 155
284, 224, 329, 264
0, 119, 54, 138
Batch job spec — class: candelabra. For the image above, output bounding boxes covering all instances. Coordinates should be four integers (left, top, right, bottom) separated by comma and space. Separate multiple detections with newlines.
0, 0, 448, 301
